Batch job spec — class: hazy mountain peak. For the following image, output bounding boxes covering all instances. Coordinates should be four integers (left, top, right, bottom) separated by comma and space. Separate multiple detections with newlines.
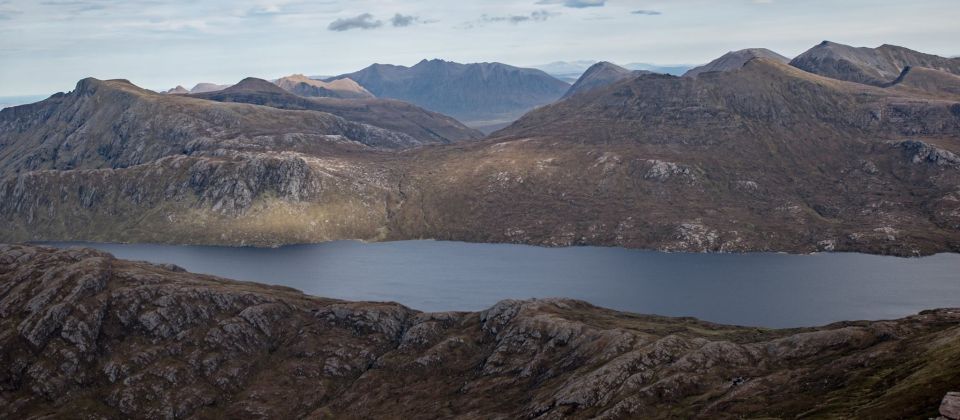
562, 61, 649, 98
274, 74, 373, 99
162, 85, 189, 95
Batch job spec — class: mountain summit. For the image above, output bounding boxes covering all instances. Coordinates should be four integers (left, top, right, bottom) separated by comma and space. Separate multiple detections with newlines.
683, 48, 790, 77
562, 61, 650, 98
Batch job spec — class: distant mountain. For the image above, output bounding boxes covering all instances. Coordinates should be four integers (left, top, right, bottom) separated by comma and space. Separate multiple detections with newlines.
326, 59, 570, 128
274, 74, 374, 99
530, 60, 599, 82
163, 85, 189, 94
562, 61, 649, 98
621, 62, 692, 76
683, 48, 789, 77
191, 77, 482, 144
532, 60, 692, 82
0, 94, 48, 110
189, 82, 231, 94
789, 41, 960, 86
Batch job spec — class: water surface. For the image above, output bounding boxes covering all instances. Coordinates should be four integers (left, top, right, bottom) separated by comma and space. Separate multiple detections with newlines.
45, 240, 960, 328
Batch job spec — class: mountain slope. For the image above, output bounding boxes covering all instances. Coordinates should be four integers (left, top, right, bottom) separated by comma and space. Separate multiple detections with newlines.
1, 244, 958, 419
192, 78, 482, 144
0, 77, 422, 178
562, 61, 649, 98
327, 59, 570, 128
683, 48, 789, 77
789, 41, 960, 86
393, 59, 960, 255
274, 74, 374, 99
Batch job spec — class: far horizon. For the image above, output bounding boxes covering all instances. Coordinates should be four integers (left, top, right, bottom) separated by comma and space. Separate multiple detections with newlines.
1, 0, 959, 96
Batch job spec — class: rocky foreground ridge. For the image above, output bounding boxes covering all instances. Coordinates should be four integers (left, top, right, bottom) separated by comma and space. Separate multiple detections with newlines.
1, 244, 959, 418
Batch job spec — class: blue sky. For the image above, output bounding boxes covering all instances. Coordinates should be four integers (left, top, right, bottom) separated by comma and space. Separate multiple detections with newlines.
0, 0, 958, 96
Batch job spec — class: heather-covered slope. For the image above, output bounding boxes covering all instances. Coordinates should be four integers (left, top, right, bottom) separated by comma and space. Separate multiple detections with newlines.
327, 59, 570, 127
789, 41, 960, 86
1, 244, 958, 419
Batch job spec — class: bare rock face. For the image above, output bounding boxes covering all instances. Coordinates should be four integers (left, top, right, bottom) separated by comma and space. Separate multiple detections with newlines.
1, 244, 959, 419
942, 392, 960, 419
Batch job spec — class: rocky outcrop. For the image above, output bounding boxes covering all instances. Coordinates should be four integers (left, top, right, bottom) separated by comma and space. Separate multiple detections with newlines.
0, 244, 958, 418
897, 140, 960, 167
942, 392, 960, 419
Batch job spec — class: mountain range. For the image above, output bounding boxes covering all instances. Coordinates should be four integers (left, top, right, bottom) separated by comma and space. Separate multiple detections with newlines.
0, 41, 958, 255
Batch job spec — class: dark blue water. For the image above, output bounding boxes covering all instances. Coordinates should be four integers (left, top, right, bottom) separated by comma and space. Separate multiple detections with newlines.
44, 240, 960, 328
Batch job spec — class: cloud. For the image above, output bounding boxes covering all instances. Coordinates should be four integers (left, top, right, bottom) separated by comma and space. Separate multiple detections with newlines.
328, 13, 382, 31
537, 0, 605, 8
481, 10, 557, 24
390, 13, 419, 27
631, 10, 662, 15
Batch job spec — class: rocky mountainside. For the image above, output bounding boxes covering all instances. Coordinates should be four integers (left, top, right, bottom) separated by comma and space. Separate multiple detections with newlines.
683, 48, 789, 77
192, 78, 482, 144
274, 74, 373, 99
562, 61, 649, 98
789, 41, 960, 86
327, 59, 570, 128
0, 244, 958, 419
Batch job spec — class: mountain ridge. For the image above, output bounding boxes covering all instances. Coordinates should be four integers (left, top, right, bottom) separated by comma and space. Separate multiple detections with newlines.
0, 244, 958, 418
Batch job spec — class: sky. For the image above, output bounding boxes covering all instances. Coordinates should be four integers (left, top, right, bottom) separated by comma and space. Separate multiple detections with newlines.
0, 0, 958, 96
